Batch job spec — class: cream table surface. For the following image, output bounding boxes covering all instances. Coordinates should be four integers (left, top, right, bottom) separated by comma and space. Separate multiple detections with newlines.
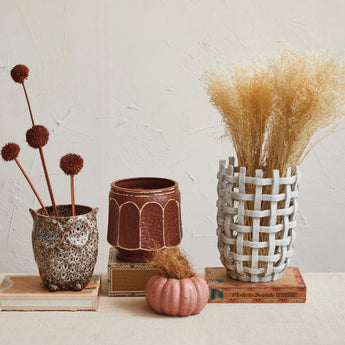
0, 272, 344, 345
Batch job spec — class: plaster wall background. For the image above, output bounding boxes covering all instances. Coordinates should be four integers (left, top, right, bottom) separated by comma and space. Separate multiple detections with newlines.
0, 0, 344, 273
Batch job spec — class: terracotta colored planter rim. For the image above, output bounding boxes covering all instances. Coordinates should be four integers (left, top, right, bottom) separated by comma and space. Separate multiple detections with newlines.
30, 204, 97, 220
111, 177, 178, 194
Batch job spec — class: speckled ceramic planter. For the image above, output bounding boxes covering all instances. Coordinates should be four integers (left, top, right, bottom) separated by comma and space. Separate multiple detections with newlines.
107, 177, 182, 262
30, 204, 98, 292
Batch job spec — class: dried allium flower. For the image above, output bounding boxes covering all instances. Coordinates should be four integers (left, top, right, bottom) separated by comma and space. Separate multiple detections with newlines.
10, 64, 29, 83
1, 143, 20, 161
26, 125, 49, 148
60, 154, 84, 175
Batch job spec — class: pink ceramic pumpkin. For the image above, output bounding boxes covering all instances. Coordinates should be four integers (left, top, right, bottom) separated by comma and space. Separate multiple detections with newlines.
145, 274, 209, 316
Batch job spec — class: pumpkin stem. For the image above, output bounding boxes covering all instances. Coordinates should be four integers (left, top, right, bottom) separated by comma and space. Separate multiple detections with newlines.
148, 247, 195, 280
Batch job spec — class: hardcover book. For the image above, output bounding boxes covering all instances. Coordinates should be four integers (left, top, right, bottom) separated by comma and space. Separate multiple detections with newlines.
205, 267, 306, 303
0, 275, 101, 311
108, 247, 156, 296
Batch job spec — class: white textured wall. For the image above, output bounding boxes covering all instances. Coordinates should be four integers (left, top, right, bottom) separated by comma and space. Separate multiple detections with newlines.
1, 0, 344, 274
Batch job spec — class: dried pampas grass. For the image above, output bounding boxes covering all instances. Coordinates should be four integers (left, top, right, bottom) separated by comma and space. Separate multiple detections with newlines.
205, 49, 345, 177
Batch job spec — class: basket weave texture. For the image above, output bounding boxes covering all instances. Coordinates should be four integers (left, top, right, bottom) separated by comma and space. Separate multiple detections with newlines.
217, 157, 300, 282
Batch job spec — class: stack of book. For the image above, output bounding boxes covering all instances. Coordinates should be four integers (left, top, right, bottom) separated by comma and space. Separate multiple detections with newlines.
0, 275, 101, 311
107, 247, 156, 296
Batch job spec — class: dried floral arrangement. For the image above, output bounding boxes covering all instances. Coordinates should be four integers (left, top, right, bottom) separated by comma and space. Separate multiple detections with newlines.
204, 49, 345, 177
205, 50, 345, 273
1, 65, 84, 217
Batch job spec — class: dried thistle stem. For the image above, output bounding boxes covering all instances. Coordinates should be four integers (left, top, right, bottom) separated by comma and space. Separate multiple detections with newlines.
59, 153, 84, 216
70, 175, 75, 216
21, 83, 35, 126
14, 158, 48, 216
38, 147, 58, 216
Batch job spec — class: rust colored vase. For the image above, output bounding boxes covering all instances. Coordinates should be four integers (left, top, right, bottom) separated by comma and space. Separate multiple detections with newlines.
30, 204, 98, 291
107, 177, 182, 262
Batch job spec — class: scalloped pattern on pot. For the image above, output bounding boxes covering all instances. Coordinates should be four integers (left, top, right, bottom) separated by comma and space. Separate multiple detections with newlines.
108, 198, 181, 250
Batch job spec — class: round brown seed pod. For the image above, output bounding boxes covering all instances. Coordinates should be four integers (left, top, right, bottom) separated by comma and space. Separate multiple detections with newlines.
1, 143, 20, 161
10, 65, 29, 83
26, 125, 49, 148
60, 154, 84, 175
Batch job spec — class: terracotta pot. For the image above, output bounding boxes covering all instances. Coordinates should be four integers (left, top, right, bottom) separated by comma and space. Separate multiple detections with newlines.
30, 204, 98, 291
107, 177, 182, 262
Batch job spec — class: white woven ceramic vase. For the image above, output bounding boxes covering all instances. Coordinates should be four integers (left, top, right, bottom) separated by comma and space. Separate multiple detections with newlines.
216, 157, 300, 282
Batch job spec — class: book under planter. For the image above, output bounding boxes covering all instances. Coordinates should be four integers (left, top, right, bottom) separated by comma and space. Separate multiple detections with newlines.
0, 275, 101, 311
107, 247, 156, 296
205, 267, 306, 303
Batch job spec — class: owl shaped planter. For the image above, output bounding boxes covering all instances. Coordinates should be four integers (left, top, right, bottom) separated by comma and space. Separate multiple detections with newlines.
30, 204, 98, 291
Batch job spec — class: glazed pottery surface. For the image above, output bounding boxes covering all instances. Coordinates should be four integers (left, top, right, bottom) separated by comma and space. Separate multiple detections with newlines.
107, 177, 182, 262
30, 204, 98, 291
